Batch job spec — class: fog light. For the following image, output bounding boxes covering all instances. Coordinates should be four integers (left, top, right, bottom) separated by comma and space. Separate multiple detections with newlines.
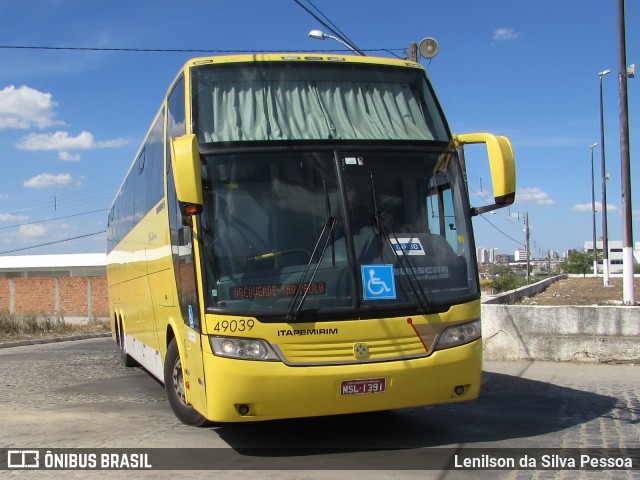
237, 404, 250, 416
454, 385, 466, 396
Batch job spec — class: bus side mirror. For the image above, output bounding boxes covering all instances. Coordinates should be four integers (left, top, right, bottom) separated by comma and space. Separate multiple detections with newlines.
454, 133, 516, 216
170, 134, 203, 216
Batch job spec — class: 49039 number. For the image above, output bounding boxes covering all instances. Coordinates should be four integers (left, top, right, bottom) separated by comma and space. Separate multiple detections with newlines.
212, 319, 255, 333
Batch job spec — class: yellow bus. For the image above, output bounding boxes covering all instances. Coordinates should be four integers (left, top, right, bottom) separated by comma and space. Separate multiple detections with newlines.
107, 53, 515, 425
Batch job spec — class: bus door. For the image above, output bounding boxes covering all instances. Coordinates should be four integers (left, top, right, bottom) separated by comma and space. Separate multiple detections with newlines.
168, 164, 208, 413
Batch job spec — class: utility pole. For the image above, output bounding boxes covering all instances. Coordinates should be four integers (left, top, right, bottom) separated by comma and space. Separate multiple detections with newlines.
408, 42, 418, 62
525, 212, 530, 285
617, 0, 635, 304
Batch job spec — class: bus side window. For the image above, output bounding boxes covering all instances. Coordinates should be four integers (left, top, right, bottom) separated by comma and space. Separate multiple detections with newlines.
426, 177, 458, 253
134, 148, 148, 224
166, 75, 200, 331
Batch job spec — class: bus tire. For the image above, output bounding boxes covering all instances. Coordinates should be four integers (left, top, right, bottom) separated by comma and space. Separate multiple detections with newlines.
118, 319, 137, 367
164, 338, 207, 426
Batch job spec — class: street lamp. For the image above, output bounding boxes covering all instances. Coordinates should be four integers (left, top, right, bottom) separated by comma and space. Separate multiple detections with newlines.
308, 30, 364, 56
589, 142, 598, 275
598, 69, 611, 286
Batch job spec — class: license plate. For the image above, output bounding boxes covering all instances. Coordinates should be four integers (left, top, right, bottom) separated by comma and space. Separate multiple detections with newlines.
340, 378, 386, 395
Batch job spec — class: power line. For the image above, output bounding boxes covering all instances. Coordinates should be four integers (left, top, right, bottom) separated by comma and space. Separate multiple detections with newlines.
298, 0, 362, 55
0, 182, 119, 213
304, 0, 354, 45
0, 44, 404, 54
478, 213, 525, 248
0, 44, 240, 53
0, 208, 108, 231
0, 230, 105, 255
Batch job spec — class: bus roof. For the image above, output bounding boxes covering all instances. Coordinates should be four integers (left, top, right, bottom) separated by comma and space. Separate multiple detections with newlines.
182, 53, 425, 71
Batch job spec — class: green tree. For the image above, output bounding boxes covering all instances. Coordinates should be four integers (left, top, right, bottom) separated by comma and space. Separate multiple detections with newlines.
487, 265, 527, 293
560, 250, 592, 276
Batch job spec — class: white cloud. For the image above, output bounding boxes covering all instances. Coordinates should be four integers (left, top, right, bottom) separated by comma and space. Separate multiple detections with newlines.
94, 138, 129, 148
19, 224, 46, 237
493, 28, 521, 42
58, 151, 81, 162
0, 213, 29, 222
0, 85, 62, 130
23, 173, 73, 189
17, 131, 94, 150
518, 187, 555, 205
16, 130, 128, 161
571, 203, 592, 213
572, 202, 617, 213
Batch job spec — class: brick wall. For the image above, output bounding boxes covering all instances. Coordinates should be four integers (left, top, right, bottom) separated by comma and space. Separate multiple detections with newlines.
91, 276, 109, 316
0, 276, 109, 319
14, 277, 57, 314
0, 278, 9, 311
59, 277, 88, 316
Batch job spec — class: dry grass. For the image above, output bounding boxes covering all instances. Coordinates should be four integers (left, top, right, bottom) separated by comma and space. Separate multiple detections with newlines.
0, 312, 110, 341
517, 277, 640, 306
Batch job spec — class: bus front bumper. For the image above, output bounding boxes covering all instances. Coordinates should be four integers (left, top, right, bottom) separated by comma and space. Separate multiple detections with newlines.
200, 339, 482, 422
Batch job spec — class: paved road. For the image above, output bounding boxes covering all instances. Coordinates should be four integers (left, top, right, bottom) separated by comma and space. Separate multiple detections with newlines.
0, 337, 638, 479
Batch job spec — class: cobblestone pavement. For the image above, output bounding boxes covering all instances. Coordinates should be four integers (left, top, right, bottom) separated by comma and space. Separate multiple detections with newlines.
0, 337, 638, 479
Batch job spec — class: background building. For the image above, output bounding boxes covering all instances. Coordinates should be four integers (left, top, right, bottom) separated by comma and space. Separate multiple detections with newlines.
584, 240, 640, 274
0, 253, 108, 320
0, 253, 106, 278
476, 247, 489, 264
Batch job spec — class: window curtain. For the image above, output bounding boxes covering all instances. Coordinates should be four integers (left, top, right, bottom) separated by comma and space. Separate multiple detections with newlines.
197, 79, 435, 142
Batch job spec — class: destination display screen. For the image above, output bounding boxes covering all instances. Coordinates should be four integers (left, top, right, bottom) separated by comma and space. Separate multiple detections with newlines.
231, 282, 327, 300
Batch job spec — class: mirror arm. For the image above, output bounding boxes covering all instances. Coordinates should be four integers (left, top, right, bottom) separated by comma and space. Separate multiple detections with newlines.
470, 203, 504, 217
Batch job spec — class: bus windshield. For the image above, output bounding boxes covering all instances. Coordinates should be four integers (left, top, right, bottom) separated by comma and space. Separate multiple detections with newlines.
193, 62, 450, 143
200, 149, 477, 319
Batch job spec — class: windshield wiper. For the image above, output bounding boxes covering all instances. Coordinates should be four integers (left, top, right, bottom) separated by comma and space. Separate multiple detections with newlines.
286, 179, 336, 322
369, 174, 433, 313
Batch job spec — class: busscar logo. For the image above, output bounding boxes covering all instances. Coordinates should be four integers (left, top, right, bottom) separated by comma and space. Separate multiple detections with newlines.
8, 450, 39, 469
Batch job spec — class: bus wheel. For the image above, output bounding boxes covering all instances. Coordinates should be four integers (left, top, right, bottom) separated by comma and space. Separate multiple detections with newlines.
164, 338, 207, 426
118, 319, 137, 367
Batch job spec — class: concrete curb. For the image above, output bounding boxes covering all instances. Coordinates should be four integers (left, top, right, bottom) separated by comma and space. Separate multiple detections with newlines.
482, 274, 567, 304
0, 332, 111, 349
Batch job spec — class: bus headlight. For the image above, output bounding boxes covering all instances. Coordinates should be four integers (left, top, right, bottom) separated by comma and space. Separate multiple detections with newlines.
434, 320, 481, 350
209, 336, 281, 361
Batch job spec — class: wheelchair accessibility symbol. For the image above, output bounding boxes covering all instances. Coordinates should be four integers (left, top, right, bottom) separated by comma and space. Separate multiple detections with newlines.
361, 264, 396, 300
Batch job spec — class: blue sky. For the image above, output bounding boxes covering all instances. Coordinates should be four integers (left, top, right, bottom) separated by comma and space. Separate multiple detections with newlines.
0, 0, 638, 258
